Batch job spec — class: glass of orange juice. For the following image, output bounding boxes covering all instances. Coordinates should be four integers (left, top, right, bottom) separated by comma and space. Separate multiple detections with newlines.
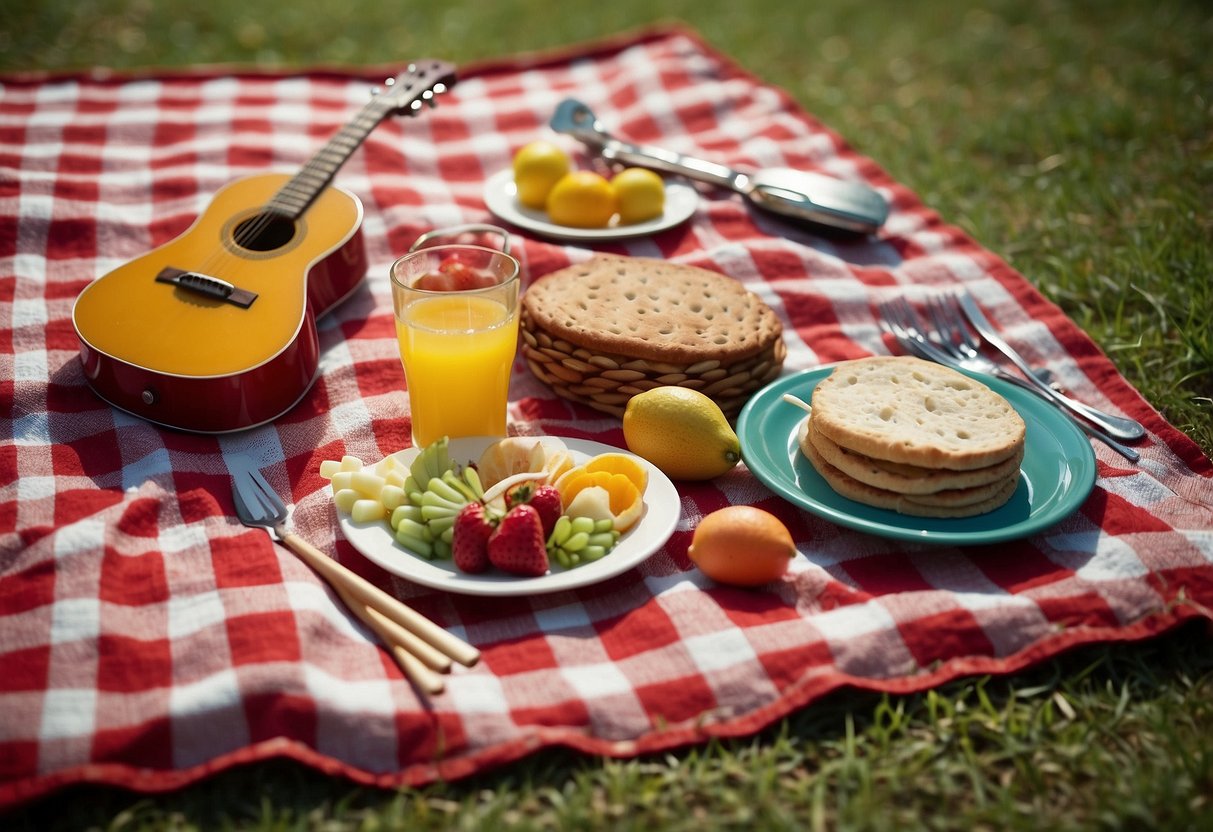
389, 243, 521, 447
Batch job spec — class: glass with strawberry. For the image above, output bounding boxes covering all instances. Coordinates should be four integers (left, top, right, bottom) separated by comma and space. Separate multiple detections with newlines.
390, 234, 520, 447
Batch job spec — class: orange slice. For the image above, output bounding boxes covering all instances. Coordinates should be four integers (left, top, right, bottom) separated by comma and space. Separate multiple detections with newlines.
582, 452, 648, 494
558, 470, 643, 532
554, 463, 587, 494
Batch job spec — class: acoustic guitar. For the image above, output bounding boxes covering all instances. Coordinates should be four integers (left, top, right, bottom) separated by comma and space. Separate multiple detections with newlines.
72, 60, 456, 433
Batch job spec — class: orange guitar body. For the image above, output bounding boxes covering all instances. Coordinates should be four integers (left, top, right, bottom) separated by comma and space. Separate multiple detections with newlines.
72, 173, 367, 433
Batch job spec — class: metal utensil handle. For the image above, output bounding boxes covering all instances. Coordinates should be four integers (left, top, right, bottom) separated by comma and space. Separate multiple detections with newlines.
958, 293, 1147, 442
550, 98, 742, 191
1020, 387, 1141, 461
990, 375, 1141, 462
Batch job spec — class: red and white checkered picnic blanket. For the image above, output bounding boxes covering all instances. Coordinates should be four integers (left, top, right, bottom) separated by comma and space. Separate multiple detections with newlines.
2, 27, 1211, 809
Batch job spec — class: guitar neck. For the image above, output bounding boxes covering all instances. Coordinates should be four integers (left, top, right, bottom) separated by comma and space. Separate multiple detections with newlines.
267, 96, 395, 220
265, 60, 455, 220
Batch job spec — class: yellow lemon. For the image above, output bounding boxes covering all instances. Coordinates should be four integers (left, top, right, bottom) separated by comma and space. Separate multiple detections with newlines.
622, 387, 741, 481
546, 171, 617, 228
688, 506, 795, 587
513, 141, 571, 210
612, 167, 665, 224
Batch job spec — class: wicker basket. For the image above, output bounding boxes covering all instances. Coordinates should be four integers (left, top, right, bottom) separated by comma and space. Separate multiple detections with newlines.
520, 308, 787, 419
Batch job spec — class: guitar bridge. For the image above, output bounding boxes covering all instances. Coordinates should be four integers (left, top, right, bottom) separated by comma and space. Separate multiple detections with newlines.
156, 266, 258, 309
156, 267, 257, 308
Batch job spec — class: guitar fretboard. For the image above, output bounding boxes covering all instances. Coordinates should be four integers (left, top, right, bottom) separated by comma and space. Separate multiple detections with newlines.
265, 61, 453, 220
266, 103, 392, 219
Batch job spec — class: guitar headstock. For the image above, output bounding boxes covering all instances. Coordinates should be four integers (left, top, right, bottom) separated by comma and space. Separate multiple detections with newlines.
376, 60, 458, 116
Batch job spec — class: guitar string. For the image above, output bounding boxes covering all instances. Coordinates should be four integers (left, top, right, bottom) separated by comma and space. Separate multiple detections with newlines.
189, 101, 387, 285
183, 70, 438, 292
213, 74, 436, 266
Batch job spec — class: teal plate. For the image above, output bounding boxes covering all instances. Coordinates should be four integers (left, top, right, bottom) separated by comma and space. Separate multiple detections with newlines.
737, 366, 1098, 545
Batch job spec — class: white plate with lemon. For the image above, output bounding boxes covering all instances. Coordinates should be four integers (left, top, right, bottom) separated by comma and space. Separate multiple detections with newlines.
338, 436, 681, 597
482, 168, 699, 241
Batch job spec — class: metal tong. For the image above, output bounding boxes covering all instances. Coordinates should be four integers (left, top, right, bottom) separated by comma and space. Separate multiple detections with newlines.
549, 98, 889, 234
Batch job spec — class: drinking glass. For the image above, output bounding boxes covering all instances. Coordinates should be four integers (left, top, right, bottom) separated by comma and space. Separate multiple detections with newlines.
389, 243, 520, 447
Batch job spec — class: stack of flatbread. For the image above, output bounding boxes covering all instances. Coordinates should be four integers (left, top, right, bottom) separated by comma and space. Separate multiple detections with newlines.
797, 356, 1026, 518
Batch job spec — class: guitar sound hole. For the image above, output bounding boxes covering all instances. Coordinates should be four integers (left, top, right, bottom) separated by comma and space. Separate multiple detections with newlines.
233, 212, 298, 252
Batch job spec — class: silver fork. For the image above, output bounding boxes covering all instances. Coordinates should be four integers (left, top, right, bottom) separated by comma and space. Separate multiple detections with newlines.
925, 293, 1045, 383
925, 296, 1074, 391
231, 466, 480, 692
878, 297, 1141, 462
930, 292, 1146, 442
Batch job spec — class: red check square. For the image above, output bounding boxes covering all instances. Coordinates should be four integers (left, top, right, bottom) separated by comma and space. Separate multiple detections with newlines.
225, 612, 302, 666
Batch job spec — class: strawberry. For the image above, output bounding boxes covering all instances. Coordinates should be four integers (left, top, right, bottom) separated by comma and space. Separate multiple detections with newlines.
417, 260, 496, 291
415, 271, 455, 292
440, 261, 479, 290
505, 482, 563, 538
487, 504, 549, 577
437, 252, 474, 269
439, 256, 499, 290
452, 502, 496, 573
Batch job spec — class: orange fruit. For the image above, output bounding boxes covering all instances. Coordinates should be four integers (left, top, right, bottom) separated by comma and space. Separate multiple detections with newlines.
553, 463, 586, 493
611, 167, 665, 224
513, 141, 571, 210
687, 506, 795, 587
582, 452, 648, 494
558, 469, 644, 532
546, 171, 617, 228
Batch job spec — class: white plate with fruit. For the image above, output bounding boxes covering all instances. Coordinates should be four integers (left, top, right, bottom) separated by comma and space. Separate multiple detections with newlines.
324, 435, 680, 597
482, 162, 698, 241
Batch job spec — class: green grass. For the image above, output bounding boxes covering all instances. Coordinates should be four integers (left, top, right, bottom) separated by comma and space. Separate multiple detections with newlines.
12, 625, 1213, 831
4, 0, 1212, 829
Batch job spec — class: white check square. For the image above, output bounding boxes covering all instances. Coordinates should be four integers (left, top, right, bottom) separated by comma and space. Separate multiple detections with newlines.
39, 688, 97, 741
682, 628, 757, 674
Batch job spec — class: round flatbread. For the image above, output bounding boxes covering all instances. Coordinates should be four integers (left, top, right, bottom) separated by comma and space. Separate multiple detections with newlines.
810, 356, 1025, 471
802, 414, 1024, 495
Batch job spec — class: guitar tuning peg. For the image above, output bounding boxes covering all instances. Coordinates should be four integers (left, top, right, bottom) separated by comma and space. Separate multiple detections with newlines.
370, 86, 381, 97
384, 77, 396, 87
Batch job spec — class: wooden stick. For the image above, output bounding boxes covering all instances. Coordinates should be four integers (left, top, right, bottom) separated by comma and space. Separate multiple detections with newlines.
333, 583, 452, 672
280, 530, 481, 667
331, 582, 446, 694
781, 393, 813, 414
389, 643, 445, 695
